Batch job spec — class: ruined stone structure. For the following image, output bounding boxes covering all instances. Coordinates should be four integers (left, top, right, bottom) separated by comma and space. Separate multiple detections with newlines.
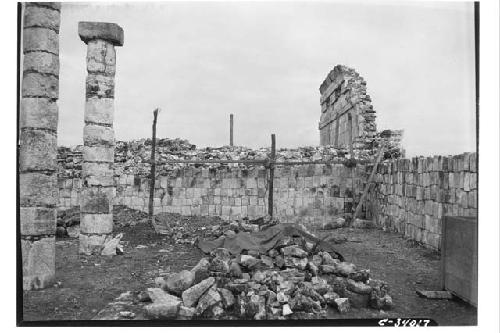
20, 2, 61, 290
78, 22, 124, 255
319, 65, 377, 150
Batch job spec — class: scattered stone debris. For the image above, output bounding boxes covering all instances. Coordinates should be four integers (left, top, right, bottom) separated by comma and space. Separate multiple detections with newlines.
138, 221, 393, 320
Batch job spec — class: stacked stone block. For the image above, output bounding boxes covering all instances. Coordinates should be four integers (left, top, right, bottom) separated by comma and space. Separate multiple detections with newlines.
78, 22, 124, 254
319, 65, 377, 149
368, 152, 477, 249
20, 2, 61, 290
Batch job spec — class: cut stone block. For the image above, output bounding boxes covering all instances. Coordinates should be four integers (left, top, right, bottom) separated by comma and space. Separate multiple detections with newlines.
80, 187, 114, 214
87, 39, 116, 75
19, 129, 57, 171
83, 124, 115, 146
80, 213, 113, 234
22, 237, 55, 290
20, 98, 58, 131
23, 27, 58, 54
78, 21, 124, 46
85, 97, 114, 125
86, 74, 115, 98
20, 207, 56, 236
19, 172, 58, 206
23, 51, 59, 76
82, 162, 114, 186
23, 4, 60, 32
22, 72, 59, 99
83, 146, 114, 163
79, 233, 111, 255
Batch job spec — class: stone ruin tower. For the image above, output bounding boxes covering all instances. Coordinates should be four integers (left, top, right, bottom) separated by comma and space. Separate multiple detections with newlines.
318, 65, 377, 150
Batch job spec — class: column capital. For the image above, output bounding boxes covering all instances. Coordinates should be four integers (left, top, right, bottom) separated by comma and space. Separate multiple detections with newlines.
78, 21, 124, 46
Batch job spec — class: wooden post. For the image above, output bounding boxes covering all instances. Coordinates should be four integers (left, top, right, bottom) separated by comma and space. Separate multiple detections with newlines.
351, 144, 385, 223
148, 108, 159, 223
230, 114, 234, 146
268, 134, 276, 217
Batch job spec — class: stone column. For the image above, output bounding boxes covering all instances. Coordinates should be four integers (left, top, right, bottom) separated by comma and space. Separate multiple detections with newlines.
78, 22, 124, 255
20, 2, 61, 290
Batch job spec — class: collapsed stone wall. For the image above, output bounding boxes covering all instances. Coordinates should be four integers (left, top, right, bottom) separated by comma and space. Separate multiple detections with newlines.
365, 152, 477, 249
319, 65, 376, 149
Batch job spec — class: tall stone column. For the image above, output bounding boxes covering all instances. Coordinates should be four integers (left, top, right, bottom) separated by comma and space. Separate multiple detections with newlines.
20, 2, 61, 290
78, 22, 124, 255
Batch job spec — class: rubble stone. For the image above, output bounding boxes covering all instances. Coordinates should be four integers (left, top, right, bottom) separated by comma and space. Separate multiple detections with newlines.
181, 277, 215, 307
165, 270, 195, 295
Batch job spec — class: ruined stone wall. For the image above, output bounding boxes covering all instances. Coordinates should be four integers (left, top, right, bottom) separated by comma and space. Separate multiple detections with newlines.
319, 65, 377, 149
58, 162, 367, 225
366, 153, 477, 249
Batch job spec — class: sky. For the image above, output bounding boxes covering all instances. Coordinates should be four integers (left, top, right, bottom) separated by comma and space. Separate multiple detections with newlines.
56, 1, 476, 157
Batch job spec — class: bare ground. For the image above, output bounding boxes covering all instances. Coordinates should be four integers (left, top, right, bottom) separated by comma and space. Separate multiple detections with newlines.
22, 218, 476, 325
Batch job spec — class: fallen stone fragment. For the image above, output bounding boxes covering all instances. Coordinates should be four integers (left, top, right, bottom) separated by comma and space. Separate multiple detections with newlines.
323, 291, 340, 306
229, 262, 242, 278
334, 261, 356, 276
334, 297, 350, 313
119, 311, 135, 319
165, 270, 195, 295
211, 247, 231, 261
320, 252, 339, 266
281, 245, 308, 258
240, 254, 258, 268
320, 264, 336, 274
311, 276, 330, 295
260, 255, 274, 268
218, 288, 235, 308
144, 288, 181, 319
348, 269, 370, 282
182, 276, 215, 307
209, 257, 230, 274
196, 288, 222, 315
352, 218, 373, 229
282, 303, 293, 316
178, 305, 196, 319
101, 233, 123, 256
346, 279, 372, 295
191, 257, 211, 284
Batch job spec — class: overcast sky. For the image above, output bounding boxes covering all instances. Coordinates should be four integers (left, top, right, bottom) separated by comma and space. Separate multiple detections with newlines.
56, 1, 476, 157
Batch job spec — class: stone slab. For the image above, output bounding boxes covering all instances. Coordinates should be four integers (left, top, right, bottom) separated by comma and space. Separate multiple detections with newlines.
78, 21, 124, 46
83, 146, 114, 163
82, 161, 115, 186
22, 237, 55, 290
20, 207, 56, 236
79, 233, 111, 255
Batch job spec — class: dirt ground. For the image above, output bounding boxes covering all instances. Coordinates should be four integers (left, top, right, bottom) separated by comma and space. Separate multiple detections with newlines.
22, 217, 476, 325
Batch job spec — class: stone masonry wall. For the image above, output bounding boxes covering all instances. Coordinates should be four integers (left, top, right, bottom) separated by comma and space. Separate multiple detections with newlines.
365, 153, 477, 249
319, 65, 377, 149
59, 163, 368, 225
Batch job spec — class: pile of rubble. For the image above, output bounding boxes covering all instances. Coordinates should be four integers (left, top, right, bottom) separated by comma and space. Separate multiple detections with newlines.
139, 233, 393, 319
152, 213, 277, 246
58, 134, 404, 178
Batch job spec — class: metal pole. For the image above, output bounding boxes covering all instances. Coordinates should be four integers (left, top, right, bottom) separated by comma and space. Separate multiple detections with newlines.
148, 108, 159, 223
230, 114, 234, 146
268, 134, 276, 217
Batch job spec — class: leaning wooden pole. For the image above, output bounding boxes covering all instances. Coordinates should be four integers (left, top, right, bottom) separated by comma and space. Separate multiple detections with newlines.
230, 114, 234, 146
351, 144, 385, 223
268, 134, 276, 217
148, 108, 159, 223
